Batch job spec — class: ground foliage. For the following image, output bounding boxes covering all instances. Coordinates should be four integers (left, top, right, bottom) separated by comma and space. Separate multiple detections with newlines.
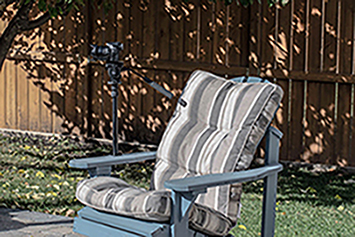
0, 131, 154, 216
0, 131, 354, 236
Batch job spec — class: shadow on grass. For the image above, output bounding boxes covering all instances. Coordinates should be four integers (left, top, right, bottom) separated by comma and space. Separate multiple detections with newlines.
244, 165, 355, 207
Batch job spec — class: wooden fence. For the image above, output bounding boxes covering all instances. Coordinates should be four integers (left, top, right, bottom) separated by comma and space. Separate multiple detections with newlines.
1, 0, 355, 166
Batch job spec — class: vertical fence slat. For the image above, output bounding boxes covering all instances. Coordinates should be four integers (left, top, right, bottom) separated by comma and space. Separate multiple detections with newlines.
69, 12, 81, 135
89, 0, 103, 138
27, 27, 41, 131
212, 1, 226, 66
304, 82, 319, 162
5, 61, 16, 129
138, 1, 158, 142
37, 22, 52, 133
275, 79, 290, 160
261, 3, 276, 73
117, 0, 131, 140
16, 62, 29, 131
62, 14, 77, 134
290, 80, 305, 161
159, 0, 172, 61
185, 1, 199, 61
289, 81, 304, 161
309, 0, 322, 72
169, 0, 184, 61
28, 70, 40, 131
228, 2, 242, 66
51, 64, 65, 134
337, 84, 351, 166
153, 0, 172, 141
130, 0, 143, 61
248, 3, 262, 73
51, 16, 66, 133
38, 63, 52, 133
277, 3, 291, 71
75, 8, 88, 136
199, 0, 214, 64
323, 0, 337, 72
0, 19, 6, 129
0, 62, 7, 128
340, 2, 353, 75
292, 0, 306, 71
129, 0, 143, 140
81, 4, 91, 136
319, 82, 335, 163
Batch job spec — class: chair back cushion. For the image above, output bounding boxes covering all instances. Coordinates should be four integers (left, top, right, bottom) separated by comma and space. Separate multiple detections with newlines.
152, 70, 283, 223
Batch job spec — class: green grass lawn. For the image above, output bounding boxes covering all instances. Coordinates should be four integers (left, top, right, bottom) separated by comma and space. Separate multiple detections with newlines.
232, 167, 355, 236
1, 132, 354, 236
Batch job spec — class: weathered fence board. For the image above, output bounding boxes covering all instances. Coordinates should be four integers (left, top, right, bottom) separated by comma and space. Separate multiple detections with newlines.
1, 0, 355, 166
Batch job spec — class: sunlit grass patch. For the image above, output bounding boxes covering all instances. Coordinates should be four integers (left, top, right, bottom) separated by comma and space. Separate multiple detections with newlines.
0, 132, 151, 216
232, 166, 355, 236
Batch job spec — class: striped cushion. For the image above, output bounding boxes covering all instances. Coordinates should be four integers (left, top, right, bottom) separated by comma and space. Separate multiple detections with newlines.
152, 70, 283, 233
76, 177, 171, 222
76, 177, 234, 235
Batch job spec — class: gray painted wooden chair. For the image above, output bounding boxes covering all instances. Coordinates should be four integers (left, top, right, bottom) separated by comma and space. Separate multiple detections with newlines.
69, 70, 284, 237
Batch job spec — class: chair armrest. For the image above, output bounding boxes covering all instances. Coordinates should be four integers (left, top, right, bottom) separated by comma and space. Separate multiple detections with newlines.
164, 164, 283, 192
69, 151, 156, 169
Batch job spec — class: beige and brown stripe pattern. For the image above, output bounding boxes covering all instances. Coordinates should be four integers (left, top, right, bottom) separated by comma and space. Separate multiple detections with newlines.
76, 70, 283, 236
76, 177, 172, 222
152, 70, 283, 228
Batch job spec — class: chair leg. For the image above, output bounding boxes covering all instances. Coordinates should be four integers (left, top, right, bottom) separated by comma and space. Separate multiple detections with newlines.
261, 126, 282, 237
171, 191, 196, 237
261, 173, 278, 237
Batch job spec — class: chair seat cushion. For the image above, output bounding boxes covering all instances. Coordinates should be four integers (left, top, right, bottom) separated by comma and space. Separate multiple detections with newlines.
76, 176, 234, 236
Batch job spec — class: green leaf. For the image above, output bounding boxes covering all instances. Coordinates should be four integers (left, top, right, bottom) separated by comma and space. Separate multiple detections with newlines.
48, 6, 58, 17
37, 0, 47, 12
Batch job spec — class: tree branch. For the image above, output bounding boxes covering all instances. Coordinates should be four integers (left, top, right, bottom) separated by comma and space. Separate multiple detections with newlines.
21, 12, 50, 31
0, 1, 31, 70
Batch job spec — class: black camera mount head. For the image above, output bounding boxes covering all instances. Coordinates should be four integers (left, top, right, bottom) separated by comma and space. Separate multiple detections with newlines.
89, 42, 124, 83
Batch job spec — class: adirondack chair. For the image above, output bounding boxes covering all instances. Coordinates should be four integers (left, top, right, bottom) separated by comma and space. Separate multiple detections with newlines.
69, 70, 284, 237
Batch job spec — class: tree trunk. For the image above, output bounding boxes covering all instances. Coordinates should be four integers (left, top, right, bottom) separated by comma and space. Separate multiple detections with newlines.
0, 2, 32, 71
